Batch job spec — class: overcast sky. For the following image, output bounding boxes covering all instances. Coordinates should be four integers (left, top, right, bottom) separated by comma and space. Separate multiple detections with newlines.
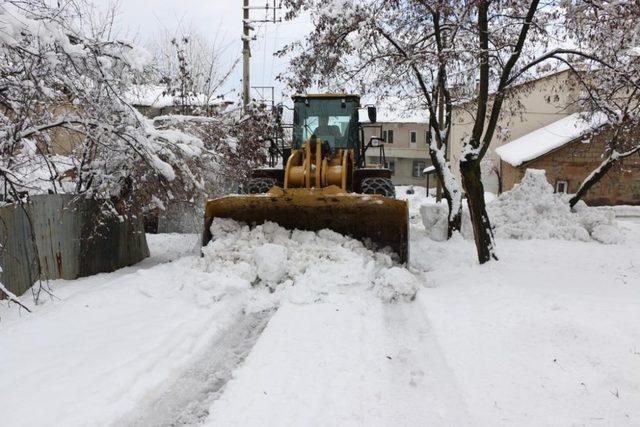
105, 0, 311, 104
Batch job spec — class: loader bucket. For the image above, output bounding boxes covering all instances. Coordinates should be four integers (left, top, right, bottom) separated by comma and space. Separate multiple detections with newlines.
202, 186, 409, 263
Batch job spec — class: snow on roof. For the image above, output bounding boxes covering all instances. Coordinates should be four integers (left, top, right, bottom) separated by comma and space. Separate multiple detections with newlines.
125, 85, 232, 109
495, 112, 608, 167
423, 165, 436, 174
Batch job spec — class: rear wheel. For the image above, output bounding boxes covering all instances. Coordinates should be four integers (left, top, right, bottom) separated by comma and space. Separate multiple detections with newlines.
360, 177, 395, 198
245, 177, 279, 194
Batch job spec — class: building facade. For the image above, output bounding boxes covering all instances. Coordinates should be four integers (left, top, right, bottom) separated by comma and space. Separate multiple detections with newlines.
363, 121, 434, 187
498, 124, 640, 205
449, 69, 582, 193
360, 70, 582, 191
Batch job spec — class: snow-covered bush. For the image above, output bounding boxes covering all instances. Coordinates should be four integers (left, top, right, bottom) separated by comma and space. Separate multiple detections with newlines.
420, 169, 623, 244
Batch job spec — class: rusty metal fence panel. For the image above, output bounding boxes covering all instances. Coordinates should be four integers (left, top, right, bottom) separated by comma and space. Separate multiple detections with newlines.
0, 194, 149, 297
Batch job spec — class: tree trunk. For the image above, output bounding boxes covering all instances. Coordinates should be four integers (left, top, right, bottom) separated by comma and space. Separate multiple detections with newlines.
428, 149, 462, 238
447, 199, 462, 238
460, 159, 497, 264
434, 167, 462, 238
569, 156, 617, 208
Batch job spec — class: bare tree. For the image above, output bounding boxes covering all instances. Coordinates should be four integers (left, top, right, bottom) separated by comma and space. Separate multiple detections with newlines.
146, 26, 238, 112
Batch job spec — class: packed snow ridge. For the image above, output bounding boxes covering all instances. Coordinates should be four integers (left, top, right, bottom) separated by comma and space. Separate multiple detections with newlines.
202, 218, 419, 304
421, 169, 623, 244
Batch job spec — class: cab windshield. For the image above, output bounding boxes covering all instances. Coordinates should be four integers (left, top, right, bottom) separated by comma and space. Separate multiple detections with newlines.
293, 97, 359, 149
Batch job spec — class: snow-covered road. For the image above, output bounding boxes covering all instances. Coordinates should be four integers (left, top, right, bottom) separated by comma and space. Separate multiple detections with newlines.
1, 216, 639, 426
206, 293, 471, 426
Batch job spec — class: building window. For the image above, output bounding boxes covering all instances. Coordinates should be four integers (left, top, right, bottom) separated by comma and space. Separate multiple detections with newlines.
555, 180, 568, 193
384, 160, 395, 175
410, 131, 417, 147
412, 160, 426, 177
383, 129, 394, 143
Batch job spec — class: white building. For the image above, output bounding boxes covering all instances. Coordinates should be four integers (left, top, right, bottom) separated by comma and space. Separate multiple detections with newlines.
362, 108, 434, 187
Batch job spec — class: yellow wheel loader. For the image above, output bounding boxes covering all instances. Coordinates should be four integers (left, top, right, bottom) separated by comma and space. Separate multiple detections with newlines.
203, 94, 409, 263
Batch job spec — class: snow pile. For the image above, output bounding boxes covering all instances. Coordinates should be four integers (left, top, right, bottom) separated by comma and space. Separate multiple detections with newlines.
419, 202, 450, 241
202, 219, 418, 303
371, 267, 418, 302
419, 169, 623, 243
253, 243, 288, 282
489, 169, 622, 243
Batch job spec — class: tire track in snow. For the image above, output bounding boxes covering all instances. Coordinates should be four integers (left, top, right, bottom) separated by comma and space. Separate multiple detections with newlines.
117, 309, 274, 427
382, 301, 473, 424
205, 293, 472, 426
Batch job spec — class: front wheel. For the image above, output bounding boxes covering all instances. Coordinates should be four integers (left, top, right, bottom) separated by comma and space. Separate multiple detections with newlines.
360, 177, 395, 198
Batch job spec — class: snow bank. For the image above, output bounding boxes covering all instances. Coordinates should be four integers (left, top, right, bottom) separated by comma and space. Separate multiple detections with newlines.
420, 169, 623, 243
202, 219, 418, 303
419, 194, 493, 241
490, 169, 622, 243
419, 202, 449, 241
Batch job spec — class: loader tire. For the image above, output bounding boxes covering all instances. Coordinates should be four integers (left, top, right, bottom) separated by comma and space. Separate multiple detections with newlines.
245, 177, 278, 194
360, 177, 396, 198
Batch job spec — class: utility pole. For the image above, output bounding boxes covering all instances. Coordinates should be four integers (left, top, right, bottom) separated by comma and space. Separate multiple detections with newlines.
242, 0, 282, 109
242, 0, 251, 108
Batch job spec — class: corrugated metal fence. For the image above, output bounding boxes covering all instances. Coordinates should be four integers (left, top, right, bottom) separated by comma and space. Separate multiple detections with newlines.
0, 194, 149, 297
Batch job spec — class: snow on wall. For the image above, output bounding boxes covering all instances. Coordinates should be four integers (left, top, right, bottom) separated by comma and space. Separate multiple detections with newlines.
495, 112, 608, 167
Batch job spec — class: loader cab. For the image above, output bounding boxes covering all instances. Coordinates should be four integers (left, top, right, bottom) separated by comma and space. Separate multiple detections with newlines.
292, 94, 360, 151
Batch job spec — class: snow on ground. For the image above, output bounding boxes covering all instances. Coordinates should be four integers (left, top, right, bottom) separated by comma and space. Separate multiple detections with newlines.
1, 197, 639, 426
205, 294, 471, 426
0, 224, 417, 426
411, 222, 640, 426
0, 233, 256, 426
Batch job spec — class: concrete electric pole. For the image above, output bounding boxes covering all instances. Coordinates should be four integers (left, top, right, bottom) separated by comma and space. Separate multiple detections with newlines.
242, 0, 282, 109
